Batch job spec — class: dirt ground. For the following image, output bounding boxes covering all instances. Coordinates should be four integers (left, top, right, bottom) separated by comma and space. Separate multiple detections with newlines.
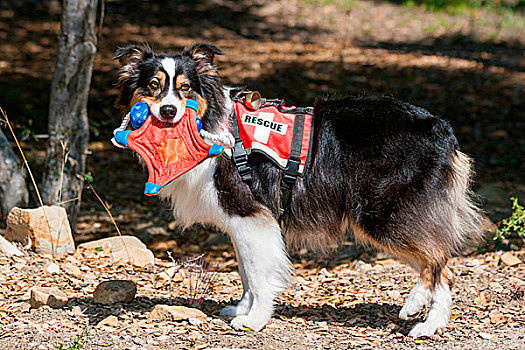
0, 0, 524, 349
1, 244, 524, 349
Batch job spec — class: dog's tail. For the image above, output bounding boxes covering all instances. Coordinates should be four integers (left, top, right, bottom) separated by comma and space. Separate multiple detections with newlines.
442, 150, 492, 255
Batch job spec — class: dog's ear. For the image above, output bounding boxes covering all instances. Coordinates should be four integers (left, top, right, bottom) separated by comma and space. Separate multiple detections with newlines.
113, 44, 153, 112
183, 43, 223, 75
113, 44, 153, 71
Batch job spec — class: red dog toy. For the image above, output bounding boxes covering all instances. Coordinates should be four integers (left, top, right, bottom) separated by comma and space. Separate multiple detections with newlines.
114, 99, 224, 195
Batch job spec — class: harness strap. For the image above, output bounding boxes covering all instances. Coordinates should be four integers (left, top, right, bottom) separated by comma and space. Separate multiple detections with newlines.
228, 96, 312, 219
280, 113, 305, 216
230, 108, 252, 184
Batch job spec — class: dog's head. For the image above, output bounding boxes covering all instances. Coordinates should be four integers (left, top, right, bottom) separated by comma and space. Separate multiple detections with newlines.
113, 43, 223, 123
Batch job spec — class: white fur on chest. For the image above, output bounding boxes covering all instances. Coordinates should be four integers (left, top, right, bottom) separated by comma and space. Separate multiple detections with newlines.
159, 158, 230, 230
159, 87, 235, 229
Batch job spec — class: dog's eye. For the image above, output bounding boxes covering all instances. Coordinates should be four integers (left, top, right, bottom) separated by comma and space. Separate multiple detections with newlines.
180, 83, 190, 91
149, 80, 160, 90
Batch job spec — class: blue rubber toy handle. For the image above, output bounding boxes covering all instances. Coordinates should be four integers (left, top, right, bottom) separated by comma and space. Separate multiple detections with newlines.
186, 99, 199, 112
114, 130, 131, 148
130, 102, 150, 129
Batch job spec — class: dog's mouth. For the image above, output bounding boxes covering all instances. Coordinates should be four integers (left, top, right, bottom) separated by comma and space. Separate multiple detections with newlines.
149, 101, 186, 124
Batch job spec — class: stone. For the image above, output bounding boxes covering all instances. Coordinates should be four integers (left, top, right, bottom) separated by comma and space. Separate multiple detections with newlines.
479, 332, 493, 340
354, 260, 372, 271
5, 206, 75, 255
30, 286, 68, 309
96, 315, 119, 328
79, 236, 154, 267
500, 252, 521, 267
158, 266, 183, 282
71, 306, 83, 315
489, 282, 504, 292
93, 280, 137, 305
168, 221, 178, 231
12, 302, 31, 313
65, 256, 79, 264
45, 262, 60, 274
0, 235, 23, 256
387, 290, 401, 300
188, 317, 203, 326
148, 305, 207, 322
64, 262, 82, 277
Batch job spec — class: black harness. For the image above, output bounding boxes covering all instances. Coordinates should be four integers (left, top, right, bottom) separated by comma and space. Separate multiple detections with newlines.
228, 93, 314, 217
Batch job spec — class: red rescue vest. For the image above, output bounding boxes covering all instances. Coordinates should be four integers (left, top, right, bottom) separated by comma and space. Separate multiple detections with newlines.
231, 100, 314, 177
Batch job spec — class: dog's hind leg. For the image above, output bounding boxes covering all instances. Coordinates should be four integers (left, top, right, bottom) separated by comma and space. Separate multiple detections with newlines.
399, 278, 432, 320
223, 213, 291, 331
409, 266, 452, 337
398, 258, 429, 319
403, 261, 454, 337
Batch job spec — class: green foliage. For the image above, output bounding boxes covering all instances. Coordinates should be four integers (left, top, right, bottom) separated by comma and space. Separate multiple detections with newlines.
84, 172, 94, 183
494, 197, 525, 243
57, 328, 89, 350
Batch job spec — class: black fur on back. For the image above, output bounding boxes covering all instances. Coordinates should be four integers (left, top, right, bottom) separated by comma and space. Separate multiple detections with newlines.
285, 96, 460, 251
215, 94, 480, 256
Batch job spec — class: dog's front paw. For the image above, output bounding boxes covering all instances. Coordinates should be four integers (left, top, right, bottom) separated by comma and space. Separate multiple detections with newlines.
220, 297, 252, 317
230, 315, 268, 332
220, 305, 247, 317
399, 285, 431, 320
408, 321, 444, 338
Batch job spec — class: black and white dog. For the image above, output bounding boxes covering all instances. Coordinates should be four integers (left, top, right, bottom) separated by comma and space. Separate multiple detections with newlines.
113, 43, 487, 337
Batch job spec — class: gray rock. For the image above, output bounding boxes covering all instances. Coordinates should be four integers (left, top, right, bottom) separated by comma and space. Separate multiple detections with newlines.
0, 235, 23, 256
148, 304, 207, 321
79, 236, 154, 267
96, 315, 119, 328
30, 286, 68, 309
44, 262, 60, 274
6, 206, 75, 256
93, 280, 137, 305
500, 252, 521, 267
204, 232, 230, 247
475, 184, 509, 207
64, 262, 82, 277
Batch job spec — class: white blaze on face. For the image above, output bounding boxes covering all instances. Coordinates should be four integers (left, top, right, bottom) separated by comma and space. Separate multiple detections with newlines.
150, 57, 185, 123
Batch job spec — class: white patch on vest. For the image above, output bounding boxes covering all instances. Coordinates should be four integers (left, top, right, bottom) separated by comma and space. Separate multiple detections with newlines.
242, 112, 287, 144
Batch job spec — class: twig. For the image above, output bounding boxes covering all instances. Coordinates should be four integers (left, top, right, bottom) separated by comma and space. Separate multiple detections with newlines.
57, 196, 81, 205
58, 140, 70, 204
1, 107, 54, 256
54, 140, 71, 256
81, 175, 131, 263
97, 0, 105, 35
200, 263, 219, 303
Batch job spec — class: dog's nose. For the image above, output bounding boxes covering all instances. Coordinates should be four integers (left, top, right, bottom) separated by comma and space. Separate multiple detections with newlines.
160, 105, 177, 119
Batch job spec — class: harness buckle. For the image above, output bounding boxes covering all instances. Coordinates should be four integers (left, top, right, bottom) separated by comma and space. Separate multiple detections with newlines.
232, 139, 252, 184
283, 158, 300, 187
237, 164, 252, 183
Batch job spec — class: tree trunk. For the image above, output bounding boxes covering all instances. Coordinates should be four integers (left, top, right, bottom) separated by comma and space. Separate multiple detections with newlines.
0, 129, 29, 220
42, 0, 98, 228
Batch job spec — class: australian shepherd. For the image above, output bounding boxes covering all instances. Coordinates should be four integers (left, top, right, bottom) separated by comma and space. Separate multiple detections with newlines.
113, 43, 487, 337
